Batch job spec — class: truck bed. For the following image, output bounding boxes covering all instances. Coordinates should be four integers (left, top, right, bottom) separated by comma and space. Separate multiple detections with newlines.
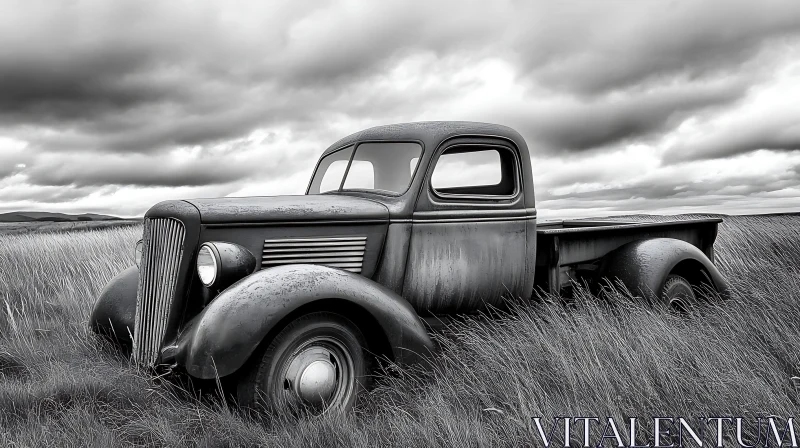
534, 218, 722, 293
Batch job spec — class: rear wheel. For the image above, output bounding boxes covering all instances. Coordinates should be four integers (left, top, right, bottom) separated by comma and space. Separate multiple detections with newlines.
236, 311, 370, 414
661, 274, 697, 313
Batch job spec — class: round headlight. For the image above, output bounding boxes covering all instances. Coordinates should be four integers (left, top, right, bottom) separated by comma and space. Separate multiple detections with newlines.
134, 239, 143, 268
197, 244, 219, 286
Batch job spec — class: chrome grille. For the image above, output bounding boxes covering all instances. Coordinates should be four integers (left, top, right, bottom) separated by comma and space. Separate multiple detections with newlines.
133, 218, 185, 366
262, 236, 366, 273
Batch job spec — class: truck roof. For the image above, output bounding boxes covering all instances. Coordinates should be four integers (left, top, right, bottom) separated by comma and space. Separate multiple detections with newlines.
321, 121, 529, 158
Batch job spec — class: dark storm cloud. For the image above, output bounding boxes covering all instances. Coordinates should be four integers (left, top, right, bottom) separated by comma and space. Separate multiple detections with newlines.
26, 164, 245, 188
262, 1, 800, 95
1, 0, 799, 213
501, 79, 746, 152
0, 150, 29, 178
537, 159, 800, 211
541, 175, 797, 204
3, 0, 796, 152
23, 152, 281, 187
0, 2, 207, 125
516, 0, 800, 95
663, 115, 800, 162
0, 1, 325, 155
25, 102, 272, 154
0, 185, 102, 203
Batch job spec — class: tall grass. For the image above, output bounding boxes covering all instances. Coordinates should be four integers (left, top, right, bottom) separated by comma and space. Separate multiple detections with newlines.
1, 216, 799, 447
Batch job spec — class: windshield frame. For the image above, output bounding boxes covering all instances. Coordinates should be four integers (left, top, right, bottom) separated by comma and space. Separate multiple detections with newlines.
305, 139, 425, 197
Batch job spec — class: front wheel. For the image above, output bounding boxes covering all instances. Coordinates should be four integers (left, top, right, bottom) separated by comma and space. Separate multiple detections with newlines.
236, 311, 370, 414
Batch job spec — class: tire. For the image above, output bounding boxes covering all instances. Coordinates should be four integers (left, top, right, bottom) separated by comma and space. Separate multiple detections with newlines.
236, 311, 371, 415
661, 274, 697, 313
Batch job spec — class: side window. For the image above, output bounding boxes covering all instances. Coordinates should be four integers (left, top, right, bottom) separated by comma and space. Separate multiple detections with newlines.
430, 146, 517, 196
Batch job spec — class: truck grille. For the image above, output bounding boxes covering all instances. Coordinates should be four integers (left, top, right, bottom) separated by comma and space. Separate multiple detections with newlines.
262, 236, 366, 273
133, 218, 186, 366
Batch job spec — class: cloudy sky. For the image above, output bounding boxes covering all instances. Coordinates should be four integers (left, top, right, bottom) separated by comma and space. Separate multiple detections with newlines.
1, 0, 800, 219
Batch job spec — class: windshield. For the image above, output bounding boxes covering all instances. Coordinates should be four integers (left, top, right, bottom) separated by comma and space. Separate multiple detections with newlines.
307, 142, 423, 195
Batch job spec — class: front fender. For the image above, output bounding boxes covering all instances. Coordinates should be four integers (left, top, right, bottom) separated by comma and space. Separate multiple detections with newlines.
170, 264, 434, 379
597, 238, 730, 303
89, 266, 138, 346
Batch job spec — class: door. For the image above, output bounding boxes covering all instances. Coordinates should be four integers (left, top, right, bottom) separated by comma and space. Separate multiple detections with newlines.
402, 138, 530, 314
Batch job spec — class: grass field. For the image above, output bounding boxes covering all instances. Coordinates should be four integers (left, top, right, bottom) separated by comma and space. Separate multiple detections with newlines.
0, 220, 141, 236
1, 215, 800, 447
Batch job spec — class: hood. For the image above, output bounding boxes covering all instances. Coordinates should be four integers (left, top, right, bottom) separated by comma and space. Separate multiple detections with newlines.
183, 194, 389, 225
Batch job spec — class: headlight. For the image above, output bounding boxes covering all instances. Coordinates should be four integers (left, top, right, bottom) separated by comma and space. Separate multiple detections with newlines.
196, 242, 256, 291
134, 239, 143, 268
197, 244, 219, 287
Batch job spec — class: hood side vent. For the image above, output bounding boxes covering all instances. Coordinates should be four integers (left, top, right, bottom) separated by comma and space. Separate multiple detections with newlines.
262, 235, 366, 273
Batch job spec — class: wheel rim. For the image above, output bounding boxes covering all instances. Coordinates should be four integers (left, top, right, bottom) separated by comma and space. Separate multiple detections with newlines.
665, 280, 695, 313
278, 336, 355, 412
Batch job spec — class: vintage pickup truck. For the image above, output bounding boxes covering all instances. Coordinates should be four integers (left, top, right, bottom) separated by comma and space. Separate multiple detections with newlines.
90, 121, 728, 413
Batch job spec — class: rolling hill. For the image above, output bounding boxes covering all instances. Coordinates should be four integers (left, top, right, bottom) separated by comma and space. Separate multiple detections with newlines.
0, 211, 124, 223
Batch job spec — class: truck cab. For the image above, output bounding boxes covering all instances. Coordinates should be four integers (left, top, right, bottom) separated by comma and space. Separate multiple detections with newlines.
306, 123, 536, 314
90, 121, 728, 414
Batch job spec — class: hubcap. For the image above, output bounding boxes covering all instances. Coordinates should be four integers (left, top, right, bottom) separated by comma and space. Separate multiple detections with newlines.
280, 336, 354, 411
298, 360, 337, 404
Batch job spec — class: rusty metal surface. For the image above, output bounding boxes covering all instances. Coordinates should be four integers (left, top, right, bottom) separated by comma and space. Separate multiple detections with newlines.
321, 121, 525, 159
186, 194, 389, 225
534, 218, 722, 293
524, 218, 538, 298
261, 235, 367, 273
536, 218, 723, 235
400, 133, 535, 313
89, 266, 139, 345
403, 219, 528, 313
373, 223, 412, 295
536, 219, 639, 228
169, 264, 434, 379
595, 238, 729, 302
200, 223, 387, 279
541, 223, 715, 266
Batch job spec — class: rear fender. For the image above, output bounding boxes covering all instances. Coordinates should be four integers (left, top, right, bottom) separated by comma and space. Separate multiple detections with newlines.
89, 266, 138, 346
169, 264, 434, 379
596, 238, 730, 303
